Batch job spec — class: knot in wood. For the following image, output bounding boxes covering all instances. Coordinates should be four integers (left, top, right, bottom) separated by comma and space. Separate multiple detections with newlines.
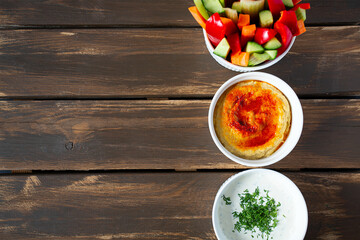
65, 142, 74, 150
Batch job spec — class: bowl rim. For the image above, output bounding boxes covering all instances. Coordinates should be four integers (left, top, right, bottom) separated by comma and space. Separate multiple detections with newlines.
203, 28, 296, 72
212, 169, 308, 240
208, 72, 303, 167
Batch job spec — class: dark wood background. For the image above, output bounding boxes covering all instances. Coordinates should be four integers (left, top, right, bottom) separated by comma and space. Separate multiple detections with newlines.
0, 0, 359, 239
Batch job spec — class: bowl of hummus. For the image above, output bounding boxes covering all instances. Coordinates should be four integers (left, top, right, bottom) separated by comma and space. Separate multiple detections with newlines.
208, 72, 303, 167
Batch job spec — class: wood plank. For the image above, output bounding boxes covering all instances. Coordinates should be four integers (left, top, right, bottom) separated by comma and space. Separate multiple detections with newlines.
0, 171, 358, 239
0, 99, 358, 170
0, 26, 359, 98
0, 0, 357, 27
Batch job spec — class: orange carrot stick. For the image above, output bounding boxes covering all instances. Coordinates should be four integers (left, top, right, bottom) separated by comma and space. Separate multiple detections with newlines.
231, 52, 250, 67
188, 6, 206, 29
240, 24, 256, 48
239, 52, 250, 66
237, 14, 250, 30
296, 19, 306, 36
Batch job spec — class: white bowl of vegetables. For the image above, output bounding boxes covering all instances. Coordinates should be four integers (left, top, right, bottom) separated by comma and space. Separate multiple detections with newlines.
189, 0, 310, 71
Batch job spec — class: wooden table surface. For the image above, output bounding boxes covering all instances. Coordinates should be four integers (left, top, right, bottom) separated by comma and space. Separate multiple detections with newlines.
0, 1, 359, 239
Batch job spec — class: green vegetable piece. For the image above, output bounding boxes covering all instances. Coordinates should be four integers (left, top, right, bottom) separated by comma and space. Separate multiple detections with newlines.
219, 0, 225, 7
232, 2, 242, 13
245, 41, 264, 54
240, 0, 265, 19
295, 7, 306, 21
282, 0, 294, 8
248, 52, 270, 66
194, 0, 210, 20
213, 38, 230, 58
202, 0, 225, 14
259, 10, 273, 28
224, 8, 238, 24
263, 37, 282, 50
232, 187, 281, 239
222, 194, 232, 205
265, 50, 278, 60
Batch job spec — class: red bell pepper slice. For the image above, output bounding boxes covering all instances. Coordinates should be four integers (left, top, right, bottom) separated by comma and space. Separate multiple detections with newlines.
278, 10, 299, 36
267, 0, 286, 20
206, 13, 226, 47
220, 17, 238, 36
274, 21, 293, 56
227, 33, 241, 54
292, 0, 302, 5
291, 3, 311, 11
254, 28, 277, 45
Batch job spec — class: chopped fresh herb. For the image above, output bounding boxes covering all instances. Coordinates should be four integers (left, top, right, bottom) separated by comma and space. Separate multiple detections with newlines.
222, 194, 232, 205
232, 187, 281, 240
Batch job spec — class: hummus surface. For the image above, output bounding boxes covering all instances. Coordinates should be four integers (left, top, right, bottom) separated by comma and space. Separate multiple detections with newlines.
214, 80, 291, 159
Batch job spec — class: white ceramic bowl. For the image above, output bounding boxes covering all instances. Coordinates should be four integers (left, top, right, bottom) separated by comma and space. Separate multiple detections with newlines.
203, 29, 296, 72
213, 169, 308, 240
208, 72, 303, 167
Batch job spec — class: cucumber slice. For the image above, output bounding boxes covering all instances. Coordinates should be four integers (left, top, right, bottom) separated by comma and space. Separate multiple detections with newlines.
194, 0, 210, 20
263, 38, 282, 50
219, 0, 225, 7
232, 2, 242, 13
224, 8, 238, 23
265, 50, 277, 60
202, 0, 225, 14
245, 41, 264, 54
240, 0, 265, 19
282, 0, 294, 8
259, 10, 273, 28
248, 52, 270, 66
214, 38, 230, 58
295, 8, 306, 21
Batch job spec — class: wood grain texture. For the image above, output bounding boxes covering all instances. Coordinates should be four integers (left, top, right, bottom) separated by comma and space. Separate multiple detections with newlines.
0, 171, 358, 239
0, 26, 359, 98
0, 0, 358, 27
0, 99, 358, 170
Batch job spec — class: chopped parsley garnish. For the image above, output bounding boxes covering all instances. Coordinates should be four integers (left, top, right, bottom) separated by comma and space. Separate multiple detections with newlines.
222, 194, 232, 205
230, 187, 282, 240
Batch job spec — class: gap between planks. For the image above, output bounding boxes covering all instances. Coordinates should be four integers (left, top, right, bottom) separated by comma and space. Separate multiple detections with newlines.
0, 22, 358, 30
1, 168, 359, 176
0, 93, 359, 101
